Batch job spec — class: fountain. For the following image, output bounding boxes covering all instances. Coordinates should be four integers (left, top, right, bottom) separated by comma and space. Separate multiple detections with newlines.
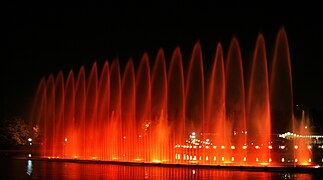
30, 27, 317, 167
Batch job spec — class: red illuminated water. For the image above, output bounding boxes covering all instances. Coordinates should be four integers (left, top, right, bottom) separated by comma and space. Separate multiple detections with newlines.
30, 28, 314, 166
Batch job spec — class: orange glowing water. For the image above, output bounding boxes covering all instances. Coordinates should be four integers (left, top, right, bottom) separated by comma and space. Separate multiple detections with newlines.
30, 28, 313, 166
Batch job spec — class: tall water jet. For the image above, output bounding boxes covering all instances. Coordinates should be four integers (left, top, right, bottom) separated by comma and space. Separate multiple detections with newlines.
270, 27, 295, 163
98, 62, 110, 159
246, 34, 271, 164
85, 63, 98, 159
109, 59, 122, 160
270, 27, 294, 135
185, 42, 204, 134
74, 67, 86, 158
168, 47, 185, 163
122, 59, 136, 161
136, 53, 151, 161
54, 71, 64, 157
64, 70, 75, 158
45, 75, 55, 157
151, 48, 169, 162
205, 43, 227, 164
225, 38, 246, 164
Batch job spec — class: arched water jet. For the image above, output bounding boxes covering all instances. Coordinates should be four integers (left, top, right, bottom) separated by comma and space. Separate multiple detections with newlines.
45, 75, 55, 157
54, 71, 64, 157
64, 70, 75, 158
246, 34, 271, 164
185, 42, 204, 134
98, 61, 110, 160
151, 48, 169, 162
270, 27, 296, 164
122, 60, 136, 161
225, 38, 246, 164
109, 59, 122, 160
74, 67, 86, 159
270, 27, 294, 135
205, 43, 227, 164
86, 63, 98, 159
136, 53, 151, 161
168, 47, 185, 163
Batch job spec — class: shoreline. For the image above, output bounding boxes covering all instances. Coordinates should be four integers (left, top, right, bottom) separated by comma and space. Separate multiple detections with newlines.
15, 157, 322, 174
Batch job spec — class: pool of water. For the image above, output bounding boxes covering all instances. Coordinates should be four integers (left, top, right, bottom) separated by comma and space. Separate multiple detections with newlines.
1, 159, 321, 179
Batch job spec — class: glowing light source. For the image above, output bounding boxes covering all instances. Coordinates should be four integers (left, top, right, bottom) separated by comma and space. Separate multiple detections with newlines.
243, 145, 247, 149
308, 145, 312, 149
279, 145, 285, 149
268, 145, 272, 149
221, 145, 225, 149
255, 145, 260, 149
64, 137, 68, 142
243, 157, 247, 162
281, 158, 285, 162
28, 153, 31, 158
231, 157, 234, 161
294, 145, 298, 149
231, 145, 235, 149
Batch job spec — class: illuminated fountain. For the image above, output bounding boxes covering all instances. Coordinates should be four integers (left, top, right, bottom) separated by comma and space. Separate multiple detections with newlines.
30, 28, 316, 166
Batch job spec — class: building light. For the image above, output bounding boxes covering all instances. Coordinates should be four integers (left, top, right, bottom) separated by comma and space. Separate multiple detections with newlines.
279, 145, 285, 149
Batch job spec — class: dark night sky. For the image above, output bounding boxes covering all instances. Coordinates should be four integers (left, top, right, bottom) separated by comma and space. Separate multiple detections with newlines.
3, 1, 323, 126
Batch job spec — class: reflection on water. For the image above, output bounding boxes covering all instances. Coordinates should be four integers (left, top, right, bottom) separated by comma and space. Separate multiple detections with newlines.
26, 160, 32, 176
1, 159, 321, 179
